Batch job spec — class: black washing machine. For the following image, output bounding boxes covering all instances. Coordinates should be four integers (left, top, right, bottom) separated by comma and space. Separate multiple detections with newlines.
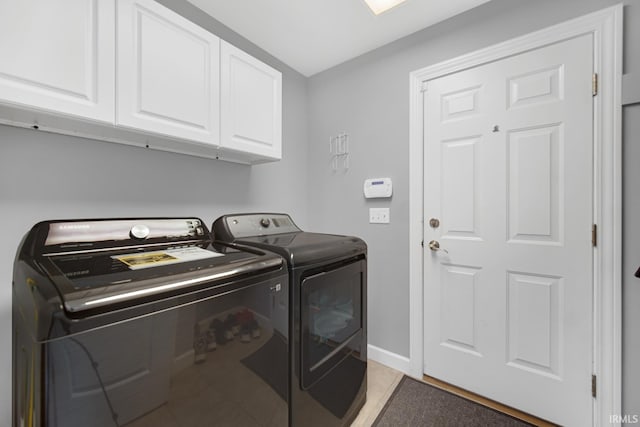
13, 217, 289, 427
212, 213, 367, 427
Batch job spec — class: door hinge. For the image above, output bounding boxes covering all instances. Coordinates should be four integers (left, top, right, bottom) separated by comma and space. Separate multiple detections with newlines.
421, 82, 428, 93
592, 224, 597, 247
592, 73, 598, 96
592, 374, 597, 398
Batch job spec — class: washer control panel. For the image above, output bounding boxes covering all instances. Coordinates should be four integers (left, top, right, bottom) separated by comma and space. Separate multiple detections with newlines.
44, 218, 207, 249
260, 218, 271, 228
215, 213, 300, 239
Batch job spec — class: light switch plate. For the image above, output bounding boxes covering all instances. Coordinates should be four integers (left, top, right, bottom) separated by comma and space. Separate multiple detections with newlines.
369, 208, 390, 224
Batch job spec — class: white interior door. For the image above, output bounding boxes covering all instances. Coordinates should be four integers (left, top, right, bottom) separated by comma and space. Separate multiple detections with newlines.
423, 34, 594, 426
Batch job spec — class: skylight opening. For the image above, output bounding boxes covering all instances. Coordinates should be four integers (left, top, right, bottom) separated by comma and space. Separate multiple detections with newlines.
363, 0, 407, 15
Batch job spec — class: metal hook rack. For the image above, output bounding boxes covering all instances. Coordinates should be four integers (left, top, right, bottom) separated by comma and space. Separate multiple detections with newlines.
329, 132, 350, 171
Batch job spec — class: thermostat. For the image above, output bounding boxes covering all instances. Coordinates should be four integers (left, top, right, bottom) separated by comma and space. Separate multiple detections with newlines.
364, 178, 392, 198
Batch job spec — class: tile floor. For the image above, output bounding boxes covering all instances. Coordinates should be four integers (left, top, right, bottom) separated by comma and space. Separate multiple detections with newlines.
351, 360, 404, 427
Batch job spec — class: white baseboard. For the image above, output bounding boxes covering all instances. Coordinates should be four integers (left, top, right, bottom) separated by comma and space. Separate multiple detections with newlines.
367, 344, 411, 375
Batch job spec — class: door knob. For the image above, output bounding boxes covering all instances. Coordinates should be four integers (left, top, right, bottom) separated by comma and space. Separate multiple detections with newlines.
428, 240, 448, 254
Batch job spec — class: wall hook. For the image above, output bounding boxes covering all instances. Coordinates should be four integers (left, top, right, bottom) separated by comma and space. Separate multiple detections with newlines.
330, 132, 350, 171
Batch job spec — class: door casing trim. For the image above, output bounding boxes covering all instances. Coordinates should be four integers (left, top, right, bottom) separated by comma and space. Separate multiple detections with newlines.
408, 5, 622, 426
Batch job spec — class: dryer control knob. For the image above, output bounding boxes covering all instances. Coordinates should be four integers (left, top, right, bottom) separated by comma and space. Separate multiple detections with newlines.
130, 224, 150, 239
260, 218, 271, 228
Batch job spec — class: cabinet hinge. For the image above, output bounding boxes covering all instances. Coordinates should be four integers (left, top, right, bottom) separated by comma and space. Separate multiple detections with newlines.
592, 224, 597, 247
592, 374, 597, 398
592, 73, 598, 96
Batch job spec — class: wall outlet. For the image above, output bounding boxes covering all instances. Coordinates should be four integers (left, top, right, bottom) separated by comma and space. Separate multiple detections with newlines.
369, 208, 390, 224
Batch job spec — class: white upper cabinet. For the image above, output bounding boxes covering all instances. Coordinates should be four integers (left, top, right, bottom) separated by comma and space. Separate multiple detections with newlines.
220, 41, 282, 160
0, 0, 115, 123
117, 0, 220, 145
0, 0, 282, 163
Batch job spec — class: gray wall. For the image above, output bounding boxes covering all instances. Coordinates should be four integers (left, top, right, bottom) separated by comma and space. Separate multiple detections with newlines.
307, 0, 639, 419
0, 0, 308, 422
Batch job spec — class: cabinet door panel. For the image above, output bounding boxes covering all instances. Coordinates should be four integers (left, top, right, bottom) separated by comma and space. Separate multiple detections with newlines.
117, 0, 219, 145
221, 41, 282, 159
0, 0, 115, 122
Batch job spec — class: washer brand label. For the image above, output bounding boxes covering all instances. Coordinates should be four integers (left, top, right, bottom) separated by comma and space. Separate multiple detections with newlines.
65, 270, 90, 278
58, 224, 91, 230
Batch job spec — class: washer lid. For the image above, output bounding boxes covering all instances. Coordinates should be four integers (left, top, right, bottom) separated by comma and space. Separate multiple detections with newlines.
41, 244, 282, 314
20, 218, 283, 314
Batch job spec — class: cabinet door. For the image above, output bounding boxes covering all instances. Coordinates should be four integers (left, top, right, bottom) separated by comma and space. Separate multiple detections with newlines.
0, 0, 115, 123
221, 41, 282, 160
117, 0, 220, 145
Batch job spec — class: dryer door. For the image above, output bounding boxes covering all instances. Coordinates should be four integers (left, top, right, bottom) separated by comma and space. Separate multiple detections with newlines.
300, 259, 365, 389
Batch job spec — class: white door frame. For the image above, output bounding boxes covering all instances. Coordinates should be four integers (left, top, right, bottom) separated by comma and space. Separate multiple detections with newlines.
408, 5, 623, 426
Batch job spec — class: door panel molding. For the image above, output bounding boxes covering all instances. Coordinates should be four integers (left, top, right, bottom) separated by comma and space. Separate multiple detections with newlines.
408, 5, 622, 426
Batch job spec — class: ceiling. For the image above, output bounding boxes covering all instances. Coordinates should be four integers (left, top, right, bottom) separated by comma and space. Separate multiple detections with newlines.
187, 0, 492, 77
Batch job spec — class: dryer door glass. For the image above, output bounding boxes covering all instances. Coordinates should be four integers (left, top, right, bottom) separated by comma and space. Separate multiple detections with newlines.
300, 259, 364, 389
